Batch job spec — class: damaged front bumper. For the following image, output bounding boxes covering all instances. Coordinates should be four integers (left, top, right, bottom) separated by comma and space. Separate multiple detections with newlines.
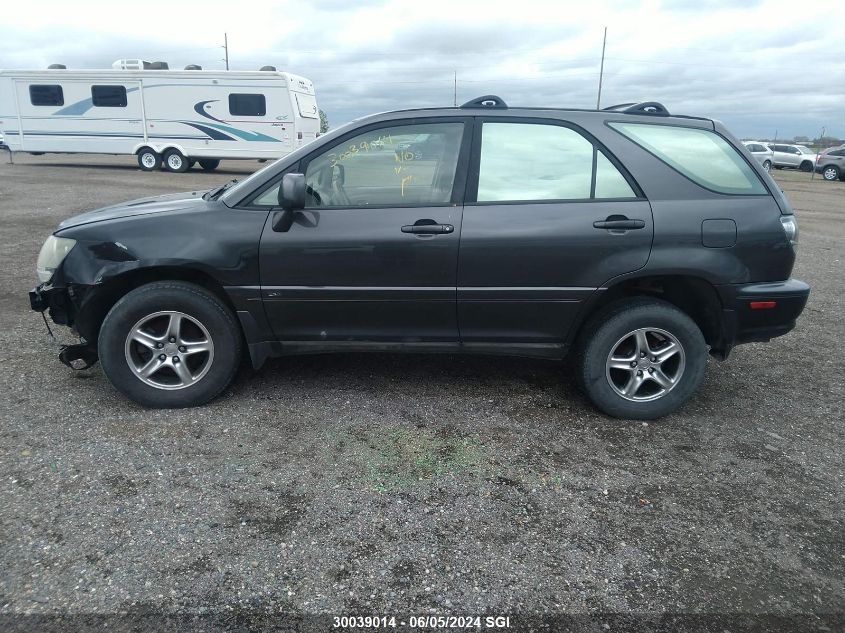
30, 282, 99, 369
29, 282, 74, 325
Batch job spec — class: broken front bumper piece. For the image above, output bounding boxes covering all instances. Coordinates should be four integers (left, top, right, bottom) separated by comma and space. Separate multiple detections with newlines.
30, 283, 98, 370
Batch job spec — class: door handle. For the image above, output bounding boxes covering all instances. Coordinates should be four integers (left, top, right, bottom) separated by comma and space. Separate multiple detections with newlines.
593, 217, 646, 230
401, 222, 454, 235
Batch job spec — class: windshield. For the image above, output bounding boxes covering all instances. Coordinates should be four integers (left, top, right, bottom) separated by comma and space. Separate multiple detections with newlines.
218, 159, 283, 202
219, 118, 361, 205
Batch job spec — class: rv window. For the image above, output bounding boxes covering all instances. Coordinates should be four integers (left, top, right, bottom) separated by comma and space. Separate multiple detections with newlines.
29, 85, 64, 106
91, 85, 128, 107
295, 93, 319, 119
229, 94, 266, 117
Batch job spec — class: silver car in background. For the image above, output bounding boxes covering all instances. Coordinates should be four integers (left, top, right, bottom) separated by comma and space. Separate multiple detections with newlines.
770, 143, 816, 172
815, 145, 845, 181
743, 141, 774, 171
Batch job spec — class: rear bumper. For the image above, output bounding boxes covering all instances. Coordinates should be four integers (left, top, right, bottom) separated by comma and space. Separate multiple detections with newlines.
714, 279, 810, 357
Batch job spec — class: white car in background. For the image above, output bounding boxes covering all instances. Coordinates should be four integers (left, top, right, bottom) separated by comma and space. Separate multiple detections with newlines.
743, 141, 774, 171
769, 143, 816, 172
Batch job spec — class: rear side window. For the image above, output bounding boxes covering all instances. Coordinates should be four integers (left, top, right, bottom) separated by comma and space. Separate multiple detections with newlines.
229, 93, 266, 117
29, 85, 64, 106
477, 122, 636, 202
610, 122, 766, 195
91, 85, 127, 107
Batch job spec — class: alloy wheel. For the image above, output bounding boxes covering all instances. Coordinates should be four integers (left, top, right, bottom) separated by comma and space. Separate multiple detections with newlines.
124, 311, 214, 390
605, 327, 686, 402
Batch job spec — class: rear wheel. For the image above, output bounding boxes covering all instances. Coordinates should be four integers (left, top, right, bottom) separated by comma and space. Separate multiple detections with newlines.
198, 159, 220, 172
800, 160, 813, 172
137, 148, 161, 172
98, 281, 242, 408
822, 165, 840, 181
163, 149, 189, 173
576, 298, 707, 420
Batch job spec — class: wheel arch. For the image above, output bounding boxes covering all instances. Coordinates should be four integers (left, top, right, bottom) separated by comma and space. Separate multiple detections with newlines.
132, 142, 187, 156
570, 274, 724, 352
74, 266, 239, 344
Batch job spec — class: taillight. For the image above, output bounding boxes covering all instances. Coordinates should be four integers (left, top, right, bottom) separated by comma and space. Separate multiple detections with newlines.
780, 215, 798, 246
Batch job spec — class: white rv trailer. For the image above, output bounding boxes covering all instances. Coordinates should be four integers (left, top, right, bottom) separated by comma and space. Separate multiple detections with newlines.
0, 61, 319, 172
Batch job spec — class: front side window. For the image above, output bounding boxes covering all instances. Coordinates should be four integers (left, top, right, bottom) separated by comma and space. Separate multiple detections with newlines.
229, 93, 266, 117
609, 122, 766, 195
29, 84, 64, 106
302, 122, 464, 207
91, 85, 127, 107
476, 122, 635, 202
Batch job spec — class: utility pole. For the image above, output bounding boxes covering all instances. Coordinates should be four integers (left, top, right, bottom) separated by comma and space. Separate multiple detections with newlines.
453, 71, 457, 107
222, 33, 229, 70
812, 126, 825, 180
596, 27, 607, 110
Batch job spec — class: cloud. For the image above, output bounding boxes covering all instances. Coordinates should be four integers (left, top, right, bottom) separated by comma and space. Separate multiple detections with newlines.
2, 0, 843, 139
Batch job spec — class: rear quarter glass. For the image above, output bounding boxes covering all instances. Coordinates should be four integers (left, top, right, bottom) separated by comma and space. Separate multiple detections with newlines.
608, 122, 767, 195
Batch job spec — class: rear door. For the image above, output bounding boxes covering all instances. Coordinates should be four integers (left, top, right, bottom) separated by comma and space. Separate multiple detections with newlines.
457, 118, 653, 348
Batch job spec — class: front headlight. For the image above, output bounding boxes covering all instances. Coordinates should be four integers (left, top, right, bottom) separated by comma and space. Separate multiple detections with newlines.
36, 235, 76, 283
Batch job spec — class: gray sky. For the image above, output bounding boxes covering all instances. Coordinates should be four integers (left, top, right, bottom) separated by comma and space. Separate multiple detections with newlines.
4, 0, 844, 139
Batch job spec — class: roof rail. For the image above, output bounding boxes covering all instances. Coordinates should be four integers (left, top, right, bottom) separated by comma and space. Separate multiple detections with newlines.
603, 101, 670, 116
602, 102, 636, 111
460, 95, 508, 109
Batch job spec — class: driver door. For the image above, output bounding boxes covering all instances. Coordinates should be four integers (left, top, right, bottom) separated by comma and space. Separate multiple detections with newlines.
258, 118, 471, 345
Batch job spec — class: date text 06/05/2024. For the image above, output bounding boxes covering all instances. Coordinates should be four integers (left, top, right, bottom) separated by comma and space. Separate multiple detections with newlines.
332, 615, 512, 629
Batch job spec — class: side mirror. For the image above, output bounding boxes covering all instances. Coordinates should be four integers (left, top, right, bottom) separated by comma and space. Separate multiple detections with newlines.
279, 173, 306, 210
273, 173, 306, 233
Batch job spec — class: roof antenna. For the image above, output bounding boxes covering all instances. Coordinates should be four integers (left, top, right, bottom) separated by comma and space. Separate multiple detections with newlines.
596, 26, 607, 109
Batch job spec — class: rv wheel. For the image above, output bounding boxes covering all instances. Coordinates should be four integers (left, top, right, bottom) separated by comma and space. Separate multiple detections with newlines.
163, 149, 189, 173
137, 148, 161, 172
198, 159, 220, 172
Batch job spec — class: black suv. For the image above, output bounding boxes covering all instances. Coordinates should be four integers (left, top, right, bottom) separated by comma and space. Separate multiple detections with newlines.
29, 96, 810, 419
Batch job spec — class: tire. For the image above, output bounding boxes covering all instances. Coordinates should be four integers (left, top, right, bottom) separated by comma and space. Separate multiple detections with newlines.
822, 165, 840, 181
762, 160, 772, 172
137, 148, 161, 171
198, 159, 220, 172
799, 161, 813, 173
576, 298, 707, 420
98, 281, 242, 408
163, 148, 189, 173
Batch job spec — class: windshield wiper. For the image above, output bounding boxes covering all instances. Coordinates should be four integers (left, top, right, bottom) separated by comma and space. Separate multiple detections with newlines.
204, 179, 238, 201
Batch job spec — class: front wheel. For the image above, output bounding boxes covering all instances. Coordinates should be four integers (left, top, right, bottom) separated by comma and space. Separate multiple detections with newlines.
137, 148, 161, 172
577, 298, 707, 420
98, 281, 242, 408
822, 166, 840, 181
763, 160, 772, 172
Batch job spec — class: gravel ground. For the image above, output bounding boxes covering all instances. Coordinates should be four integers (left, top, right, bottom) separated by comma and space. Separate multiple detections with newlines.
0, 155, 842, 630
